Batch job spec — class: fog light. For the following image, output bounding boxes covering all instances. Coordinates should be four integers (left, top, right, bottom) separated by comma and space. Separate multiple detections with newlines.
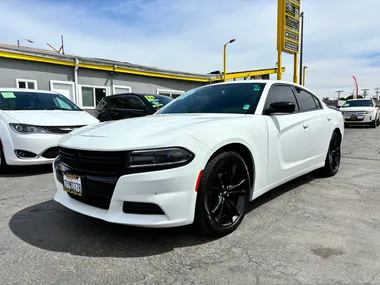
15, 149, 37, 158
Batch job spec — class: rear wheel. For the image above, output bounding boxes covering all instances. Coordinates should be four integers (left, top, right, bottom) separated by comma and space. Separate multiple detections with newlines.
0, 148, 8, 174
320, 132, 341, 177
194, 151, 251, 237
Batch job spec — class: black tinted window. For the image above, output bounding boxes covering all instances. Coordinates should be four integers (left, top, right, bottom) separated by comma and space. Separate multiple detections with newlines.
157, 83, 266, 114
114, 96, 145, 109
265, 85, 299, 112
294, 88, 319, 111
0, 91, 81, 111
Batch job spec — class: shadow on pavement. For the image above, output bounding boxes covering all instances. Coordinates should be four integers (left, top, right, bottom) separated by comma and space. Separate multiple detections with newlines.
1, 164, 52, 177
9, 173, 318, 258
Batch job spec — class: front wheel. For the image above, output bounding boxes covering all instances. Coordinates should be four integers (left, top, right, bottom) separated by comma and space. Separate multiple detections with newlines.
194, 151, 251, 237
319, 132, 341, 177
370, 119, 376, 128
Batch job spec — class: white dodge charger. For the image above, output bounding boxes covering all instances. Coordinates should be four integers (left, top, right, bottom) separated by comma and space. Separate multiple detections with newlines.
53, 80, 344, 236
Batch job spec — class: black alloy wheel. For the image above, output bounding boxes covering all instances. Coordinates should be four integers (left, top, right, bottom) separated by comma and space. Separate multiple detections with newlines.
320, 132, 341, 177
194, 151, 251, 237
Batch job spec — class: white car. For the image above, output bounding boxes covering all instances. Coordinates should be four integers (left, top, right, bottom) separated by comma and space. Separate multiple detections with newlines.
53, 80, 344, 236
0, 88, 99, 172
340, 98, 380, 128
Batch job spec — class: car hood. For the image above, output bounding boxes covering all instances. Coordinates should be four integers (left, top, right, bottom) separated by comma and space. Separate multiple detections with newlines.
340, 107, 374, 112
3, 110, 99, 126
59, 113, 246, 151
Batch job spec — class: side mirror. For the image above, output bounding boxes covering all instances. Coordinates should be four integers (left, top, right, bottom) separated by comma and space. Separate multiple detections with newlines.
266, 102, 296, 115
376, 105, 380, 108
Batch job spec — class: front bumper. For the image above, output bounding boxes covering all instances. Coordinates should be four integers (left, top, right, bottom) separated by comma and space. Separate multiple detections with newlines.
52, 154, 204, 228
343, 113, 375, 124
3, 132, 65, 166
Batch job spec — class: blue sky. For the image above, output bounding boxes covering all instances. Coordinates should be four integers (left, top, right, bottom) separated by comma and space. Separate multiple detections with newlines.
1, 0, 380, 98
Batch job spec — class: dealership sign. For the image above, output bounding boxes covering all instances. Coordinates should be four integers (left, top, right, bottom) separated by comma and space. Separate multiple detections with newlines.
278, 0, 301, 54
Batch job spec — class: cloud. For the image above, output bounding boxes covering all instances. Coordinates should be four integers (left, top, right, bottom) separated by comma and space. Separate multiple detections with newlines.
0, 0, 379, 98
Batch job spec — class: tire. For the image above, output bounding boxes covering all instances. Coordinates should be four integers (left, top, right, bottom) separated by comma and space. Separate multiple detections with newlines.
194, 151, 251, 237
344, 123, 349, 128
376, 117, 380, 126
0, 148, 8, 174
370, 119, 376, 128
320, 132, 341, 177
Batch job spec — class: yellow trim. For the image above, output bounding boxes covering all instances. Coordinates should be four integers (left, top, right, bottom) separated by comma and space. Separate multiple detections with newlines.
0, 51, 211, 82
0, 51, 75, 67
210, 68, 286, 81
0, 50, 284, 83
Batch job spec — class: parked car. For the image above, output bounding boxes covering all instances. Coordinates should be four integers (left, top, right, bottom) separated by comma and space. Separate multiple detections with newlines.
340, 98, 380, 128
0, 89, 99, 173
94, 93, 173, 122
53, 80, 344, 237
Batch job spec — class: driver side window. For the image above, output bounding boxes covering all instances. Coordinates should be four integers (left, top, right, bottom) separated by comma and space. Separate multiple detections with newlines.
264, 85, 299, 113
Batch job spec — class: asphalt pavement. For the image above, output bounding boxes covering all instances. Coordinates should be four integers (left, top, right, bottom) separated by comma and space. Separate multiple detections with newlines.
1, 126, 380, 285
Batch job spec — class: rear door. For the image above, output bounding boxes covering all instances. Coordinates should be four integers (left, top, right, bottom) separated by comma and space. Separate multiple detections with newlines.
113, 95, 148, 119
293, 86, 331, 165
263, 84, 312, 184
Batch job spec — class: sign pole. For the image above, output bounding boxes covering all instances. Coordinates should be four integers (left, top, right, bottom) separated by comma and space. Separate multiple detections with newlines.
277, 0, 283, 80
293, 53, 298, 83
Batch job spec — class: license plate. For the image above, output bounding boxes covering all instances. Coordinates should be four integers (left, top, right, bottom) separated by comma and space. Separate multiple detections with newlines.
63, 173, 82, 197
351, 116, 357, 120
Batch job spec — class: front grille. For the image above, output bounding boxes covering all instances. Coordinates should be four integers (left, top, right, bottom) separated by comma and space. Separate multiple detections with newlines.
41, 147, 59, 158
59, 147, 126, 174
41, 125, 85, 134
123, 202, 165, 215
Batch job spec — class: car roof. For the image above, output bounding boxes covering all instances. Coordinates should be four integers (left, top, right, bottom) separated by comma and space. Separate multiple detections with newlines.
104, 93, 172, 99
0, 88, 58, 94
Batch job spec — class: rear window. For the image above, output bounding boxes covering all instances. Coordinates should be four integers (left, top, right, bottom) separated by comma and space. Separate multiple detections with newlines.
0, 91, 81, 111
143, 95, 173, 109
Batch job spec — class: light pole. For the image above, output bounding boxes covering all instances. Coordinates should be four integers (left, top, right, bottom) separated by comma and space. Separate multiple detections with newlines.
299, 12, 304, 85
223, 39, 236, 82
17, 39, 34, 47
302, 66, 308, 86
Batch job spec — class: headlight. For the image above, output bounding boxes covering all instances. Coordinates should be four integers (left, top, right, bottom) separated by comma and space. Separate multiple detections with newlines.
9, 123, 48, 134
128, 147, 194, 169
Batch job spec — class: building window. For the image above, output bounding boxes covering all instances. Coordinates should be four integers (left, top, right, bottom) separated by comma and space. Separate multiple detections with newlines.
16, 79, 37, 90
80, 85, 108, 108
157, 89, 184, 99
113, 85, 132, 95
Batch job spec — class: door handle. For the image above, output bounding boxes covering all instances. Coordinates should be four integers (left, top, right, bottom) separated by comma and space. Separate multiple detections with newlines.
327, 117, 332, 121
303, 123, 309, 129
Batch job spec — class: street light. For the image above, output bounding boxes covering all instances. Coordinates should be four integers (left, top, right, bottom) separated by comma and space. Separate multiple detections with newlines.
302, 66, 308, 86
223, 39, 236, 82
17, 39, 34, 47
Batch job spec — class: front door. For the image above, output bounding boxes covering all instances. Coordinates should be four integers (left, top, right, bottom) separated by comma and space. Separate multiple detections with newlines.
262, 84, 311, 185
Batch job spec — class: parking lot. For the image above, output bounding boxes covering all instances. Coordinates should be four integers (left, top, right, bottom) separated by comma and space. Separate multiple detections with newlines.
0, 126, 379, 285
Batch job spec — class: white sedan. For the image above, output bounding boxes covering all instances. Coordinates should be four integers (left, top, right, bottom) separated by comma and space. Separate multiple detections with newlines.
53, 80, 344, 236
0, 89, 99, 172
340, 98, 380, 128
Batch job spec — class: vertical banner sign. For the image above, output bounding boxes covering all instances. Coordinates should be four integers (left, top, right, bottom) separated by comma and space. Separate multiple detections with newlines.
278, 0, 301, 54
352, 76, 359, 99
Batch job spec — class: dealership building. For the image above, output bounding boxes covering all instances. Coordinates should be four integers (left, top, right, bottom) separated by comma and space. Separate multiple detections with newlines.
0, 44, 284, 113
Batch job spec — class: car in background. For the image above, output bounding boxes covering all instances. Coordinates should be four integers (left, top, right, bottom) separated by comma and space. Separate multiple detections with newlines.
94, 93, 173, 122
340, 98, 380, 128
53, 80, 344, 237
0, 89, 99, 173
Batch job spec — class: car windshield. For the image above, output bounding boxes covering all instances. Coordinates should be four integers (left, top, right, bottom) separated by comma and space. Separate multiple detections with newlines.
0, 91, 81, 111
143, 94, 173, 109
156, 82, 266, 114
342, 100, 373, 108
